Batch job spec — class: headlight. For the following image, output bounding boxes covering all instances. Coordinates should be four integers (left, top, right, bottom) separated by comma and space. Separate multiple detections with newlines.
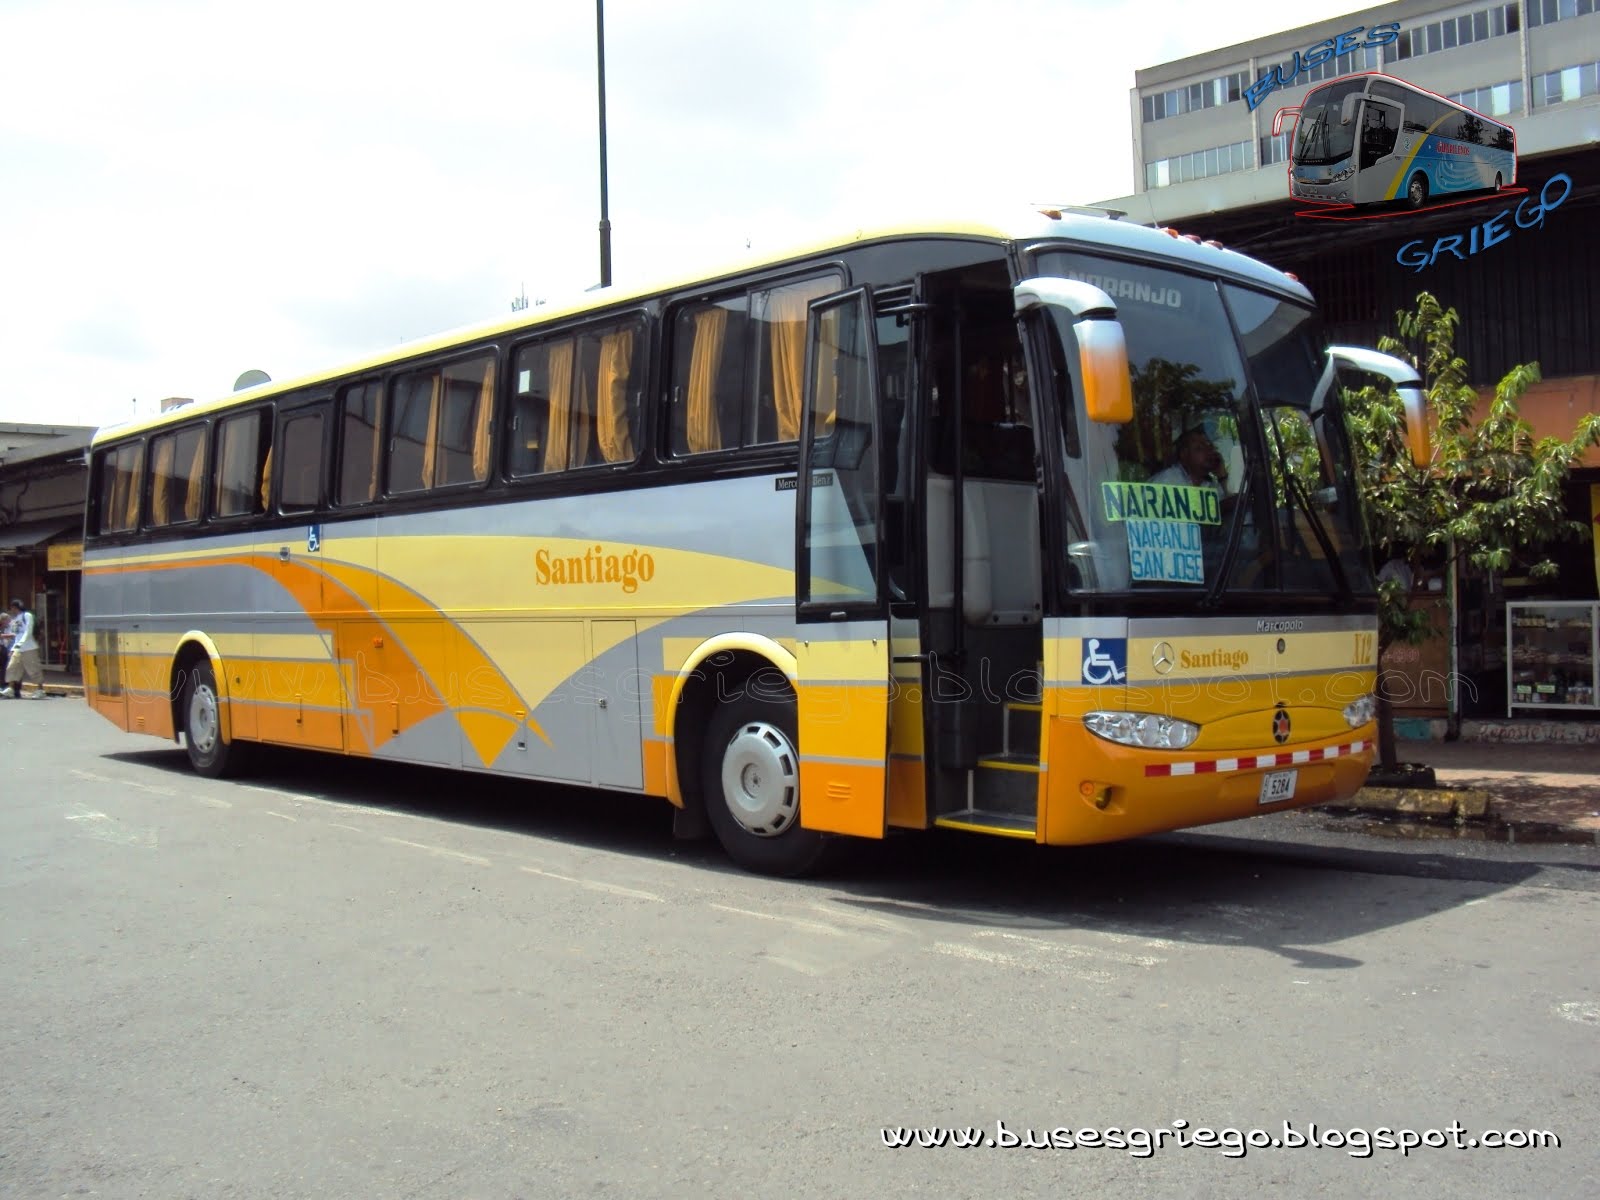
1085, 711, 1200, 750
1342, 695, 1376, 727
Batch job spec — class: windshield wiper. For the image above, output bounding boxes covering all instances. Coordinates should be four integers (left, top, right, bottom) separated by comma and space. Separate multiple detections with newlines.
1266, 410, 1353, 602
1200, 462, 1255, 609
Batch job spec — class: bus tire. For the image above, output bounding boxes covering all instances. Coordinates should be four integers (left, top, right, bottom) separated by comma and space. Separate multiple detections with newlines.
182, 658, 244, 779
1406, 173, 1428, 208
701, 693, 831, 877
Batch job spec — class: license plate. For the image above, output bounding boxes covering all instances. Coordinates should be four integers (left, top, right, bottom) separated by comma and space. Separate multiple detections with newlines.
1258, 770, 1298, 805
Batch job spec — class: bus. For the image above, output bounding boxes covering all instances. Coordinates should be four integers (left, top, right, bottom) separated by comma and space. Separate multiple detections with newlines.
1277, 72, 1516, 209
80, 209, 1428, 876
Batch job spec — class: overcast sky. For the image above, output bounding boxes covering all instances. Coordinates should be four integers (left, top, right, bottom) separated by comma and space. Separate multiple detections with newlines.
0, 0, 1368, 430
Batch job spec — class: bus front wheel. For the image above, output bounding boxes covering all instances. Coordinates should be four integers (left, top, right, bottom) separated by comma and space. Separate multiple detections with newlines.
182, 658, 245, 779
701, 693, 831, 877
1406, 174, 1428, 208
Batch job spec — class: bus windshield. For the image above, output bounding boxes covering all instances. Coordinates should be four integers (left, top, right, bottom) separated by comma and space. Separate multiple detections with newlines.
1030, 250, 1375, 603
1293, 78, 1367, 166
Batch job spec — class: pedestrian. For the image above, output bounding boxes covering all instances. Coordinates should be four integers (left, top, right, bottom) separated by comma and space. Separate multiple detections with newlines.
3, 598, 45, 699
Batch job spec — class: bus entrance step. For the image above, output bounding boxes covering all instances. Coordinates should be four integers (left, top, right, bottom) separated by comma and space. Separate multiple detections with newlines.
971, 754, 1040, 817
1001, 701, 1043, 757
933, 810, 1037, 839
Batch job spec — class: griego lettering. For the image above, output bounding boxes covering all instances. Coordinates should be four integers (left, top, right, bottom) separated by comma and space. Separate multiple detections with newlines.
1102, 481, 1222, 526
535, 544, 656, 593
1395, 174, 1572, 274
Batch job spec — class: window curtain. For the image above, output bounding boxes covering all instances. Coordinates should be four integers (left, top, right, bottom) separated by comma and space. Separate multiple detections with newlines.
544, 339, 576, 472
121, 448, 142, 529
769, 281, 829, 442
183, 432, 206, 520
472, 363, 495, 481
597, 328, 634, 463
365, 388, 382, 499
150, 438, 176, 525
418, 374, 441, 489
687, 307, 727, 452
259, 445, 273, 511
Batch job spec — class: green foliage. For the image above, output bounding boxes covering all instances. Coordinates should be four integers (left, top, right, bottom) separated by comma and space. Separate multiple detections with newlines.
1342, 292, 1600, 651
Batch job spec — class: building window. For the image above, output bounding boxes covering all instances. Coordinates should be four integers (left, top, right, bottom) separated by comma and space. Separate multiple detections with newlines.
1144, 139, 1253, 189
1529, 0, 1597, 25
1533, 60, 1600, 106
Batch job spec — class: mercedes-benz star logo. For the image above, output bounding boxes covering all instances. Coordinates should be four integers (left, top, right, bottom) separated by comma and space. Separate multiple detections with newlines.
1152, 642, 1175, 674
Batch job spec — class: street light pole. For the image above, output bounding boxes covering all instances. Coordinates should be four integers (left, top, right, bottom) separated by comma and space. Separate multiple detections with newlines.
596, 0, 612, 288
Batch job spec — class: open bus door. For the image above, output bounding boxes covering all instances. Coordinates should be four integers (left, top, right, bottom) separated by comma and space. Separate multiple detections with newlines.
794, 286, 891, 839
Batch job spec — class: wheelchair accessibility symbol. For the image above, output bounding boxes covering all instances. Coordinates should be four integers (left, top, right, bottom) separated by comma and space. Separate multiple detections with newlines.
1081, 638, 1127, 685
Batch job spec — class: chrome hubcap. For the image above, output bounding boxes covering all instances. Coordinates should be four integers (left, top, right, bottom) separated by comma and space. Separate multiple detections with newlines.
188, 683, 219, 754
719, 720, 798, 837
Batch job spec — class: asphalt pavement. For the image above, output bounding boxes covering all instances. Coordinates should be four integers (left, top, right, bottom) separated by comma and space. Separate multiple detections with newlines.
2, 697, 1596, 1199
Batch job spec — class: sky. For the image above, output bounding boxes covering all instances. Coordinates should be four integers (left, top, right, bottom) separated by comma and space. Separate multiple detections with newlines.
0, 0, 1370, 430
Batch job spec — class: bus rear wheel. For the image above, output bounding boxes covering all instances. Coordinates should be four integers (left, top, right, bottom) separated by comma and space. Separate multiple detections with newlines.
701, 693, 831, 877
182, 658, 245, 779
1406, 174, 1428, 208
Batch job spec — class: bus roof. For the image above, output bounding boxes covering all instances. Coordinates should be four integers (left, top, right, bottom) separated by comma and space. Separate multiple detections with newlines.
93, 208, 1309, 445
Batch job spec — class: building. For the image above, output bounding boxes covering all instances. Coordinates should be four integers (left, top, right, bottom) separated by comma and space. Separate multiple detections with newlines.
1098, 0, 1600, 724
0, 424, 95, 673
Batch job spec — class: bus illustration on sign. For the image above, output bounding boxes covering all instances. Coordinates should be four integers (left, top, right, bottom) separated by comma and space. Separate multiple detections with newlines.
1275, 72, 1516, 213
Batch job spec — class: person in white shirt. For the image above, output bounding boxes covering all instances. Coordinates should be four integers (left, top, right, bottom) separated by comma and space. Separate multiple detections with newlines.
1149, 427, 1228, 495
3, 598, 45, 699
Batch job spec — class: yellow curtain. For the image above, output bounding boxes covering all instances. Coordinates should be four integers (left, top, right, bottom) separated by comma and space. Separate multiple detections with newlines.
259, 445, 273, 511
814, 308, 841, 433
183, 432, 205, 520
150, 437, 175, 526
472, 362, 495, 481
769, 281, 828, 442
688, 307, 727, 453
597, 328, 634, 463
418, 374, 441, 489
545, 339, 575, 472
121, 448, 142, 529
571, 355, 593, 470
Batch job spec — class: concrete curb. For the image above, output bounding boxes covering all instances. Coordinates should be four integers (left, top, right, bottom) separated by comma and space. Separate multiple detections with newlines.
1317, 786, 1600, 846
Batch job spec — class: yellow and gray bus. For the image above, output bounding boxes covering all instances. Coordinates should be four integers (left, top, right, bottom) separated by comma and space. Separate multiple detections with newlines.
81, 210, 1426, 875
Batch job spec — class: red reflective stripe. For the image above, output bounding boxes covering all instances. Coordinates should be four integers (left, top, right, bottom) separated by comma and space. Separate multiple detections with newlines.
1142, 739, 1367, 778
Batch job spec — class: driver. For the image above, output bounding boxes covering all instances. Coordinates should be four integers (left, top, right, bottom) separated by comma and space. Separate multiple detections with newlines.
1150, 427, 1228, 495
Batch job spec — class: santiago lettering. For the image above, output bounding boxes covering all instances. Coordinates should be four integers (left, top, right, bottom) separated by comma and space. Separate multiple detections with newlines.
535, 544, 656, 593
1396, 174, 1571, 273
1180, 648, 1250, 670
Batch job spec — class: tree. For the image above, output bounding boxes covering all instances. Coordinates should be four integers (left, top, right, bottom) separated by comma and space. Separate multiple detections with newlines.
1341, 292, 1600, 768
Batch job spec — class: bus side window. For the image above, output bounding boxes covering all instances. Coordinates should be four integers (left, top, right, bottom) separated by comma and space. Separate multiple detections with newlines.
670, 296, 748, 455
95, 441, 145, 534
148, 425, 206, 527
510, 339, 561, 476
279, 408, 326, 513
336, 380, 383, 505
437, 357, 495, 487
214, 409, 272, 519
749, 276, 837, 445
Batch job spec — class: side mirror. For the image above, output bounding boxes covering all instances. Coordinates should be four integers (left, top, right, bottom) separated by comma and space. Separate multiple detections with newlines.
1340, 93, 1361, 126
1272, 106, 1301, 138
1327, 345, 1430, 466
1013, 276, 1134, 425
1074, 321, 1134, 424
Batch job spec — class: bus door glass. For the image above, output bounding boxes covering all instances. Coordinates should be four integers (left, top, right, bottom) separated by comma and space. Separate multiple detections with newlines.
1357, 99, 1401, 200
794, 286, 891, 839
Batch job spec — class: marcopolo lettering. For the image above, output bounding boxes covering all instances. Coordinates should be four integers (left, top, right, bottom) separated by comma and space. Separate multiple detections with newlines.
1256, 618, 1305, 633
535, 544, 656, 593
1395, 174, 1572, 274
1102, 481, 1222, 526
1243, 23, 1401, 111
